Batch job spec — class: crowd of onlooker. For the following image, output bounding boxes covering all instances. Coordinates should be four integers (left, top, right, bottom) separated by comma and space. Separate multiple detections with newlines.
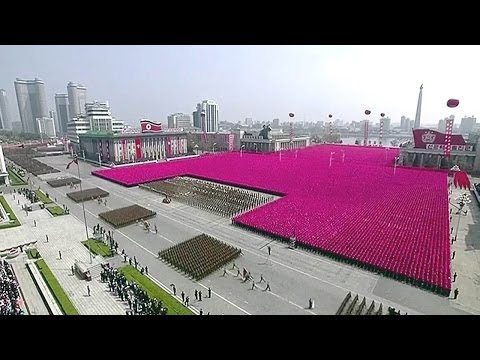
0, 260, 23, 315
100, 263, 166, 315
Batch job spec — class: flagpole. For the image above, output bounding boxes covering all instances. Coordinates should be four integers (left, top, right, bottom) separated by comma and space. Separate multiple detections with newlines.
73, 154, 92, 264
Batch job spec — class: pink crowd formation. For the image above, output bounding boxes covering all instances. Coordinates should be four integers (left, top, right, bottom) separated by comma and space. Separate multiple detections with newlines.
93, 145, 451, 294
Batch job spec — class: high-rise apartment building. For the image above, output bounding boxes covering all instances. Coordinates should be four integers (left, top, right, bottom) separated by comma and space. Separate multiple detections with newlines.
14, 78, 49, 133
459, 116, 476, 134
55, 93, 70, 135
67, 82, 87, 121
167, 113, 192, 129
0, 89, 12, 130
438, 119, 446, 132
194, 100, 219, 133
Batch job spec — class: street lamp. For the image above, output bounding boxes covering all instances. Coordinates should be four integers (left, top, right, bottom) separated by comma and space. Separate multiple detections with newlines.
212, 143, 217, 153
194, 144, 199, 156
96, 152, 102, 167
394, 156, 399, 175
254, 143, 258, 153
454, 193, 471, 242
329, 151, 335, 168
240, 144, 245, 157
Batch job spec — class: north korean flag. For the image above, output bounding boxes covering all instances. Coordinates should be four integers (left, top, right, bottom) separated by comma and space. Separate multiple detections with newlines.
140, 120, 162, 133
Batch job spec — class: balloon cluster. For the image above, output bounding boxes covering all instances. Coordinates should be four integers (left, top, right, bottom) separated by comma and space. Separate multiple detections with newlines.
447, 99, 459, 108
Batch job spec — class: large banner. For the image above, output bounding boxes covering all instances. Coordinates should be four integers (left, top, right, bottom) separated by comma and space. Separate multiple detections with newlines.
122, 138, 128, 161
140, 119, 162, 133
98, 140, 103, 160
228, 134, 234, 151
444, 119, 454, 158
106, 141, 110, 162
413, 129, 465, 149
166, 137, 171, 157
135, 137, 142, 159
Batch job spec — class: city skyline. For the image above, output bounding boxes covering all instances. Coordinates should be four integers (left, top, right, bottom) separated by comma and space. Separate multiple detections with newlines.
0, 45, 479, 126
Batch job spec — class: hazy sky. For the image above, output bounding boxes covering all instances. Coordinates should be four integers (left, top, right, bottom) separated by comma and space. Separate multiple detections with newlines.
0, 45, 479, 126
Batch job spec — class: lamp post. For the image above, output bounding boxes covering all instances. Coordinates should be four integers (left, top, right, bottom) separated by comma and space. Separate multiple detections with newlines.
74, 153, 92, 264
96, 152, 102, 167
194, 144, 199, 156
329, 151, 335, 168
240, 144, 245, 157
394, 156, 399, 175
212, 143, 217, 153
254, 143, 258, 153
454, 193, 471, 242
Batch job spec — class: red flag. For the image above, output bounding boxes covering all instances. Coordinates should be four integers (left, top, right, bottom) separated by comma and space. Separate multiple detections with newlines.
135, 137, 142, 159
140, 120, 162, 133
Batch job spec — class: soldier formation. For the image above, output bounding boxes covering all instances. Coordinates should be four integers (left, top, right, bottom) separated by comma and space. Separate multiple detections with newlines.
143, 176, 274, 218
158, 233, 241, 281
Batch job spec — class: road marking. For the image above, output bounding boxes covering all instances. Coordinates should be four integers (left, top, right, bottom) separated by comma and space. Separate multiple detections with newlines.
40, 158, 377, 313
265, 288, 316, 315
51, 174, 365, 295
42, 182, 251, 315
108, 185, 377, 279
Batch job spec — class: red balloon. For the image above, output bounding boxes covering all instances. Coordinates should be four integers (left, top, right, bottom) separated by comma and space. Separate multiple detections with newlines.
328, 114, 333, 118
289, 113, 295, 118
447, 99, 459, 108
380, 113, 385, 117
365, 110, 371, 115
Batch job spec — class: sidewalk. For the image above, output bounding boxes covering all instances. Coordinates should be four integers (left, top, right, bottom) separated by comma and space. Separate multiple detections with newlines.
9, 254, 50, 315
4, 193, 126, 315
448, 180, 480, 314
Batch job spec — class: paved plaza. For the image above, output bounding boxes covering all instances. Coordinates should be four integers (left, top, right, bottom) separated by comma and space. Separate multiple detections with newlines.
2, 154, 479, 315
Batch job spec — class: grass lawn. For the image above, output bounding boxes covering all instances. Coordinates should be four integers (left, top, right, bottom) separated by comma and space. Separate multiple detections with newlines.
8, 169, 27, 186
118, 265, 193, 315
47, 205, 66, 216
26, 248, 41, 259
34, 189, 53, 204
0, 195, 20, 229
82, 239, 113, 257
35, 259, 79, 315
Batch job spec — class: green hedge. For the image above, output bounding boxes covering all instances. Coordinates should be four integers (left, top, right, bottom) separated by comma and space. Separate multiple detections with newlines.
82, 239, 113, 257
118, 265, 193, 315
8, 169, 27, 186
47, 205, 65, 216
34, 190, 53, 204
26, 248, 41, 259
35, 259, 79, 315
0, 195, 20, 228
